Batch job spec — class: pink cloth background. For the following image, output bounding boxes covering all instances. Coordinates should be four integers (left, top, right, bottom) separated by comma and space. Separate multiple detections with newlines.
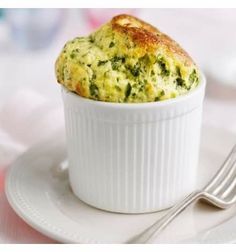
0, 90, 64, 243
0, 183, 55, 243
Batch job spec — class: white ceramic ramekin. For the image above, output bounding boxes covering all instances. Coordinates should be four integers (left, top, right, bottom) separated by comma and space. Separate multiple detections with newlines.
62, 76, 206, 213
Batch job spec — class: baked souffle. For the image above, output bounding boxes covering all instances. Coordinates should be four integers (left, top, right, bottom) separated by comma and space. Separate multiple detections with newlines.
55, 14, 200, 103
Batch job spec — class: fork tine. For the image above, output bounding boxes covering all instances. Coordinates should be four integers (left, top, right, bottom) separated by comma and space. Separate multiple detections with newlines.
211, 159, 236, 196
230, 193, 236, 204
204, 144, 236, 192
221, 177, 236, 199
221, 186, 236, 207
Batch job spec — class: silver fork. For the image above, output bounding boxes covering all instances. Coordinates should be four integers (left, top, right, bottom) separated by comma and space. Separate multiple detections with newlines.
128, 144, 236, 244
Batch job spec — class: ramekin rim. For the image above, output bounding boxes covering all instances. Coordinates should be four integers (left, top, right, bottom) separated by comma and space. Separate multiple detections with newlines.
61, 72, 206, 109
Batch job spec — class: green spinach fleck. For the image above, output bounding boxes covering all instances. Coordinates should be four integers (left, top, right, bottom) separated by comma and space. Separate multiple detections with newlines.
125, 83, 132, 98
160, 90, 165, 96
157, 57, 170, 76
176, 66, 181, 77
176, 77, 185, 87
110, 56, 126, 70
138, 81, 145, 92
70, 52, 76, 59
109, 41, 115, 48
90, 83, 99, 98
115, 85, 122, 92
189, 69, 198, 84
97, 60, 108, 66
89, 36, 95, 43
129, 64, 140, 77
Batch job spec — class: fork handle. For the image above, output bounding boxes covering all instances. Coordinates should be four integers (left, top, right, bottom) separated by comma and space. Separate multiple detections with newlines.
127, 191, 203, 244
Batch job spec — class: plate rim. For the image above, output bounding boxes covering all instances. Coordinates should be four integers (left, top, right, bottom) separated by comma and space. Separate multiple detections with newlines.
5, 125, 236, 244
5, 143, 100, 244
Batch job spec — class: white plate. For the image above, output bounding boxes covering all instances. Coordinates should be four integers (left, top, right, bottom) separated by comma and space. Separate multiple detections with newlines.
5, 125, 236, 243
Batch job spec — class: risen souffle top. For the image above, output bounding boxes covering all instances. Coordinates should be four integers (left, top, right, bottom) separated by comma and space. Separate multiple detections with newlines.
55, 14, 200, 103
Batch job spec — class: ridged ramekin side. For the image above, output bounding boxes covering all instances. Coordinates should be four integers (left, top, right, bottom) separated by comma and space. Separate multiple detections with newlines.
62, 82, 205, 213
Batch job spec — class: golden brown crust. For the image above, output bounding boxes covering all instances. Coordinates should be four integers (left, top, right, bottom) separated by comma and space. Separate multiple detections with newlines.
111, 14, 194, 65
112, 14, 159, 34
159, 33, 193, 65
75, 82, 88, 97
75, 83, 83, 96
111, 14, 159, 52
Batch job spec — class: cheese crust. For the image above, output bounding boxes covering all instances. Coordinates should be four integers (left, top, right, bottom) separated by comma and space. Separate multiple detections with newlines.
55, 14, 200, 103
